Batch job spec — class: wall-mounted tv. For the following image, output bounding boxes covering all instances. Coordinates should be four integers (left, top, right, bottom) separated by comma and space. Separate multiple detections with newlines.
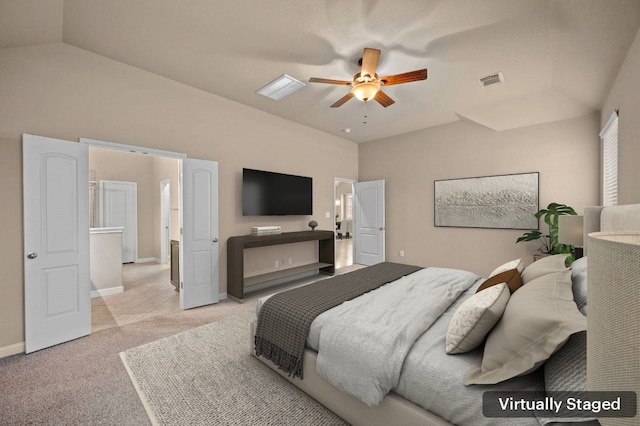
242, 168, 313, 216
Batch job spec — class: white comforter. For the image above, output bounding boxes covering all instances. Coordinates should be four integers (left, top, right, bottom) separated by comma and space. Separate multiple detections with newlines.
314, 267, 479, 406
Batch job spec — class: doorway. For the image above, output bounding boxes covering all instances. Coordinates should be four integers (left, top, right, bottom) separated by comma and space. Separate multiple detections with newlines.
89, 147, 180, 331
24, 134, 219, 352
334, 177, 355, 269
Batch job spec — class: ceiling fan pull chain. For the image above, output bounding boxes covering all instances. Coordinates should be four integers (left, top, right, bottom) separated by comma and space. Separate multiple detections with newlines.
363, 101, 368, 124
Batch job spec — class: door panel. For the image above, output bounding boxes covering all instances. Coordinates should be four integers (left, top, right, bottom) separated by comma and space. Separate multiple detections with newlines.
354, 180, 385, 265
23, 134, 90, 353
100, 181, 137, 263
181, 159, 219, 309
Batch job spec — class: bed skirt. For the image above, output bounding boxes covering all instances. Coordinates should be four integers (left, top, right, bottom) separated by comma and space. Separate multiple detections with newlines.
250, 321, 452, 426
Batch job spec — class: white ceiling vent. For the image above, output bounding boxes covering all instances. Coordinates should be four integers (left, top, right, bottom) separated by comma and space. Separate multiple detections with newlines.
478, 72, 504, 88
257, 74, 306, 100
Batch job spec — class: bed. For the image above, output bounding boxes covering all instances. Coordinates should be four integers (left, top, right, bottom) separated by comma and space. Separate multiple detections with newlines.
251, 204, 640, 426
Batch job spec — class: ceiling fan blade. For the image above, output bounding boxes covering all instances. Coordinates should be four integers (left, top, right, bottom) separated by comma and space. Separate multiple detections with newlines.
330, 92, 355, 108
309, 77, 352, 85
379, 69, 428, 86
374, 90, 395, 108
360, 48, 381, 78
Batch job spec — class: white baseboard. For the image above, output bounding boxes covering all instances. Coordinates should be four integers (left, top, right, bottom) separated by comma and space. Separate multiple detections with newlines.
219, 292, 227, 300
91, 286, 124, 298
135, 257, 160, 264
0, 342, 25, 359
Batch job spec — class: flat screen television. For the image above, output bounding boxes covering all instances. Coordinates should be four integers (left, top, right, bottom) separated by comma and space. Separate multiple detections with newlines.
242, 168, 313, 216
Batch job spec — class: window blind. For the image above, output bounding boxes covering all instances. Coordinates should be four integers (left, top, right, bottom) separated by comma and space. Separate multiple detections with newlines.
600, 111, 618, 206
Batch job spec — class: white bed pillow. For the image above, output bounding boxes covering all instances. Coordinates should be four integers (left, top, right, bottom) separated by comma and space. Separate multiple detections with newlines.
464, 270, 586, 385
489, 258, 524, 277
446, 283, 510, 354
520, 254, 568, 284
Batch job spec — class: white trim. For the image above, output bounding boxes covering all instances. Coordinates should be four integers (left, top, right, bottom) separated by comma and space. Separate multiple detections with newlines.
91, 286, 124, 298
80, 138, 187, 159
0, 342, 25, 359
90, 227, 124, 234
135, 257, 160, 264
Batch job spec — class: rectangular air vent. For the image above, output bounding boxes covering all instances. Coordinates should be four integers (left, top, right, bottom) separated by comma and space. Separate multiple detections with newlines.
478, 72, 504, 87
257, 74, 306, 100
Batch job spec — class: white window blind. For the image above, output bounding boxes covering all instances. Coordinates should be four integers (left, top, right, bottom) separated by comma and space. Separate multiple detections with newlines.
600, 111, 619, 206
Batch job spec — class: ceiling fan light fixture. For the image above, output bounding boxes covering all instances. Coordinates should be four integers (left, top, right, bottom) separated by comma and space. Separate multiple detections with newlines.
351, 81, 380, 102
256, 74, 306, 100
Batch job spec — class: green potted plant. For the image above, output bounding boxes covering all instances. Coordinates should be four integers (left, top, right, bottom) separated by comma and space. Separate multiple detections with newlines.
516, 202, 577, 259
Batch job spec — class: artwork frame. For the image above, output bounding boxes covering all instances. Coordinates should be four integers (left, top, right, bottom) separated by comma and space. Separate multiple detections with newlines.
434, 172, 539, 229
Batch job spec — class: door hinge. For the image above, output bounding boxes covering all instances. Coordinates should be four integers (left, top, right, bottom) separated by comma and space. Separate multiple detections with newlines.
180, 281, 183, 289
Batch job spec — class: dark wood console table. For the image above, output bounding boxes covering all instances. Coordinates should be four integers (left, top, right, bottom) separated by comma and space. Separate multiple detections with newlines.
227, 230, 335, 302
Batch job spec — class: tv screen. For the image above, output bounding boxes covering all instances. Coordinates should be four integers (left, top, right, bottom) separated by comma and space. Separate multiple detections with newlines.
242, 168, 313, 216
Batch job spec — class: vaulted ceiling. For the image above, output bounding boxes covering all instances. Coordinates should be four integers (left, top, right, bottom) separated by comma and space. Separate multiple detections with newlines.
2, 0, 640, 142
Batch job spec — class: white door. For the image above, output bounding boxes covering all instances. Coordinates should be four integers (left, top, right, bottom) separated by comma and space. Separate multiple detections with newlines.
23, 134, 90, 353
100, 180, 137, 263
160, 180, 171, 264
354, 180, 385, 265
181, 158, 219, 309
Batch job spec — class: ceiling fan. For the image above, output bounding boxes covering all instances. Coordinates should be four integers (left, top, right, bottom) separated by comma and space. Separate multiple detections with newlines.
309, 47, 427, 108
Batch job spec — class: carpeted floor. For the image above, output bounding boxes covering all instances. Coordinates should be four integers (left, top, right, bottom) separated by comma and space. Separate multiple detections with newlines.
121, 311, 347, 425
0, 272, 358, 426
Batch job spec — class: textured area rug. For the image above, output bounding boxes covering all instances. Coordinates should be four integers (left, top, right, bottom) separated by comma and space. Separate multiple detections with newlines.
120, 311, 348, 425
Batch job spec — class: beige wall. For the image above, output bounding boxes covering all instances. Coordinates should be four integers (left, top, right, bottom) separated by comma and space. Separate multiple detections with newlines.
359, 114, 601, 277
0, 137, 24, 347
601, 26, 640, 204
0, 43, 358, 349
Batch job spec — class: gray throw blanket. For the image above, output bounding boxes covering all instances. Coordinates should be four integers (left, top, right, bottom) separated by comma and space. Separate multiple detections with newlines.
254, 262, 423, 378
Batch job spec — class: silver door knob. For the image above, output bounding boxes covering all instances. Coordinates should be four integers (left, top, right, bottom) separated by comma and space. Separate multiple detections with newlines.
379, 227, 385, 231
212, 238, 219, 243
27, 252, 38, 259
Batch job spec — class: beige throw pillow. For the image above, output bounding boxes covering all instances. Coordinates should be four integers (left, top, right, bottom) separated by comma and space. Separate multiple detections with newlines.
520, 254, 568, 284
446, 283, 510, 354
464, 270, 586, 385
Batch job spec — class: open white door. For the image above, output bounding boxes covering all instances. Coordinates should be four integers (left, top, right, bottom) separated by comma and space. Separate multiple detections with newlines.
181, 158, 219, 309
23, 134, 90, 353
354, 180, 385, 266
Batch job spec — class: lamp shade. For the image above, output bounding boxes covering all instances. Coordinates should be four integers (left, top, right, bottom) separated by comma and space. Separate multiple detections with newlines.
558, 215, 584, 246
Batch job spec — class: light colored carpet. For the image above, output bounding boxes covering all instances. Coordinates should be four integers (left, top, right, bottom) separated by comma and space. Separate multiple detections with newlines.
120, 311, 348, 426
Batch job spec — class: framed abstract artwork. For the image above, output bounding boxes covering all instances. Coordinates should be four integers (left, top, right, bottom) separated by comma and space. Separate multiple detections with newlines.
434, 172, 539, 229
